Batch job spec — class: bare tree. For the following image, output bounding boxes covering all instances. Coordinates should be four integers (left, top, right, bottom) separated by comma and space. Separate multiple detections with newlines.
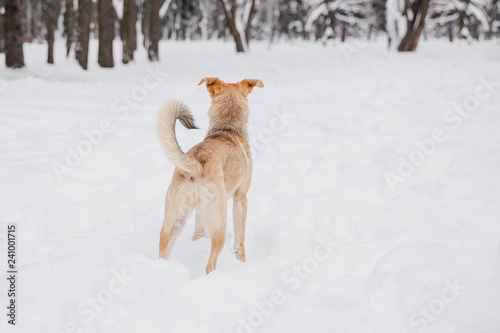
166, 0, 199, 40
0, 7, 5, 53
483, 0, 497, 39
98, 0, 114, 67
299, 0, 322, 40
219, 0, 258, 52
141, 0, 151, 48
75, 0, 92, 69
148, 0, 160, 61
428, 0, 497, 40
244, 0, 258, 45
63, 0, 76, 57
4, 0, 25, 68
397, 0, 431, 51
42, 0, 62, 64
122, 0, 137, 63
305, 0, 373, 42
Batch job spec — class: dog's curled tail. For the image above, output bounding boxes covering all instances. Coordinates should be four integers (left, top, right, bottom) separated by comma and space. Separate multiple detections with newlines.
157, 100, 203, 176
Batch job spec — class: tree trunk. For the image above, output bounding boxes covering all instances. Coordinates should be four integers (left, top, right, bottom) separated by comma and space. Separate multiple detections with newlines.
47, 24, 55, 64
268, 0, 278, 44
4, 0, 25, 68
25, 0, 32, 40
485, 4, 494, 40
0, 13, 5, 53
301, 19, 308, 39
98, 0, 114, 67
148, 0, 160, 61
244, 0, 257, 47
122, 0, 137, 63
485, 27, 492, 40
283, 0, 290, 38
43, 0, 61, 64
178, 0, 188, 40
64, 0, 76, 57
397, 0, 430, 52
329, 11, 337, 40
220, 0, 245, 52
456, 0, 471, 38
141, 0, 150, 48
75, 0, 92, 69
341, 21, 347, 42
447, 22, 453, 42
228, 20, 245, 52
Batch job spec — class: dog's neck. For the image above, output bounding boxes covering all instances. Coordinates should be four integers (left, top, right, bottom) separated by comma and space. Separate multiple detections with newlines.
206, 94, 249, 139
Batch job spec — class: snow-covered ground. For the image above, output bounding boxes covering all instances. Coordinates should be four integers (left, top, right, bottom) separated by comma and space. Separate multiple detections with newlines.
1, 39, 500, 333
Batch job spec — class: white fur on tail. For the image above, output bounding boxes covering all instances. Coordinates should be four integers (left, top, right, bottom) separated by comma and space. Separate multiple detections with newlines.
157, 100, 203, 176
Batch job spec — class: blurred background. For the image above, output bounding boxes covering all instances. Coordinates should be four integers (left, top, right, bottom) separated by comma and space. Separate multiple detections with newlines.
1, 0, 500, 69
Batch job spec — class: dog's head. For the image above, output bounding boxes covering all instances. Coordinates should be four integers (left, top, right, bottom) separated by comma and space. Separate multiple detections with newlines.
198, 77, 264, 99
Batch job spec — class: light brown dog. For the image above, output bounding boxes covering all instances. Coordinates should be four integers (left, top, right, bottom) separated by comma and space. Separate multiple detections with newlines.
157, 77, 263, 274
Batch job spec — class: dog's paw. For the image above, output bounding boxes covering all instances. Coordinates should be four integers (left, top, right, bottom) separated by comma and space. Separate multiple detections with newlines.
206, 264, 216, 274
234, 248, 246, 262
193, 233, 204, 241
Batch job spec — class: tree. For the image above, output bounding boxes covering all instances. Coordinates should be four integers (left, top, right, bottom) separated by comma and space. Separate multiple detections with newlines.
0, 5, 5, 53
297, 0, 323, 39
274, 0, 292, 39
219, 0, 259, 52
387, 0, 430, 52
42, 0, 62, 64
427, 0, 497, 41
427, 0, 459, 41
4, 0, 25, 68
454, 0, 495, 39
198, 0, 226, 40
398, 0, 430, 51
122, 0, 137, 63
166, 0, 201, 40
244, 0, 258, 44
98, 0, 114, 67
483, 0, 498, 39
63, 0, 76, 57
306, 0, 373, 42
372, 0, 387, 36
75, 0, 92, 69
272, 0, 323, 40
148, 0, 160, 61
141, 0, 150, 48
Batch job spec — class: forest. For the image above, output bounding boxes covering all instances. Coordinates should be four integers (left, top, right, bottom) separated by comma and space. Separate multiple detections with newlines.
1, 0, 499, 69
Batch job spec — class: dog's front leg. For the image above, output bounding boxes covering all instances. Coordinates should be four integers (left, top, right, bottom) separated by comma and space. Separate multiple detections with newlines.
233, 194, 247, 262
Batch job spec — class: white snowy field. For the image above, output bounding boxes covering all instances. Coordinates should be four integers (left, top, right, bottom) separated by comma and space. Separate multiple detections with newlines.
1, 38, 500, 333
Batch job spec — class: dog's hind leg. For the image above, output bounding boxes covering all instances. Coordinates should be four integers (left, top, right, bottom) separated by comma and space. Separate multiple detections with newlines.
159, 194, 193, 260
202, 188, 227, 274
232, 194, 247, 262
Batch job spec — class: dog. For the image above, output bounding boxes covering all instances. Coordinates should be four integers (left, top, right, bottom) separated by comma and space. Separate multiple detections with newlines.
157, 77, 263, 274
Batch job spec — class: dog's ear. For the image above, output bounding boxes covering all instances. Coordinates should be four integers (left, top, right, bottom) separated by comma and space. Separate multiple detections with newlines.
239, 79, 264, 96
198, 77, 223, 98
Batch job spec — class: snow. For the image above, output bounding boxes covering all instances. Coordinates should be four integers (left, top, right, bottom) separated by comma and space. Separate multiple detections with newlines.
1, 39, 500, 333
